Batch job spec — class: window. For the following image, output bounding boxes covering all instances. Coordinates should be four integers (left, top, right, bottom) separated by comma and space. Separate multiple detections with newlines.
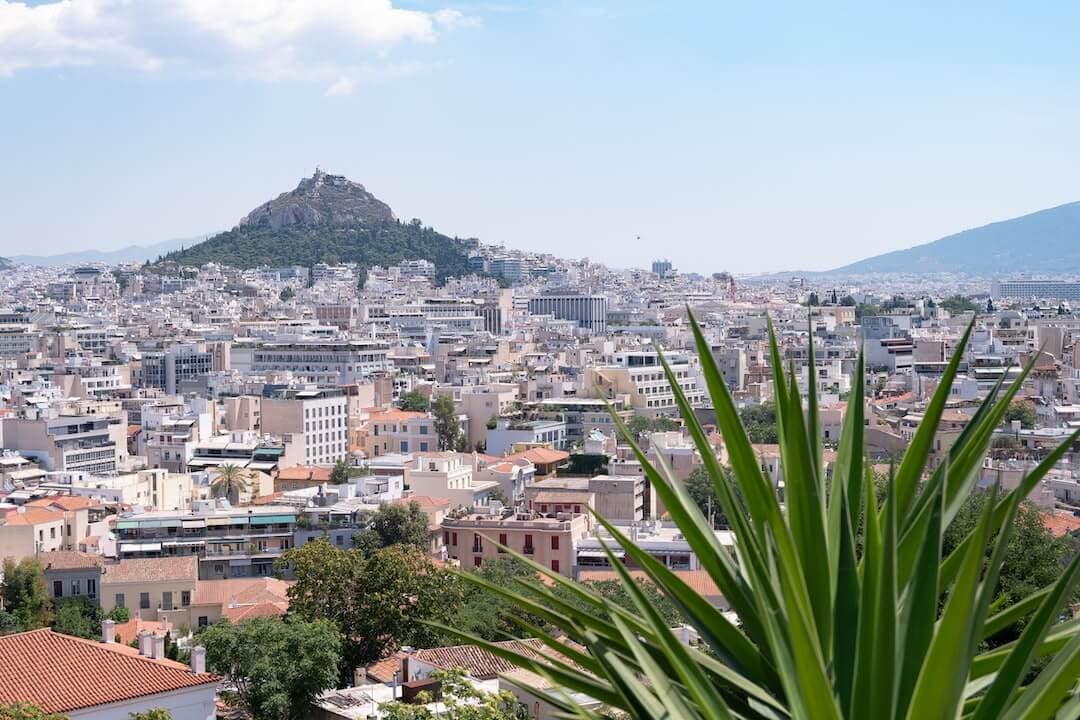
400, 441, 408, 452
198, 616, 209, 628
473, 556, 482, 568
420, 442, 428, 452
524, 534, 534, 554
53, 581, 63, 598
115, 593, 125, 608
88, 579, 96, 598
498, 533, 507, 553
420, 425, 428, 435
214, 563, 224, 574
181, 591, 191, 607
72, 580, 82, 596
444, 531, 450, 545
551, 536, 559, 550
451, 532, 458, 546
162, 592, 173, 611
50, 527, 56, 539
139, 592, 150, 609
551, 559, 560, 573
472, 534, 483, 553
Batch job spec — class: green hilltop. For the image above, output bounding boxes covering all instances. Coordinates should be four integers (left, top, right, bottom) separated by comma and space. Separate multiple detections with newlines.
160, 170, 476, 280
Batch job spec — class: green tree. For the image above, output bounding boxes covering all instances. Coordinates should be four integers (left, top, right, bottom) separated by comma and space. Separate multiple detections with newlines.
353, 501, 431, 557
129, 710, 172, 720
1, 558, 50, 631
446, 313, 1080, 719
199, 616, 341, 720
739, 402, 779, 443
627, 415, 651, 439
943, 491, 1077, 645
330, 459, 351, 485
940, 294, 980, 315
379, 668, 528, 720
278, 286, 295, 302
432, 394, 461, 451
107, 606, 131, 623
454, 557, 546, 642
281, 540, 462, 676
0, 611, 20, 635
398, 390, 430, 412
1003, 400, 1038, 429
210, 464, 251, 505
685, 465, 744, 529
550, 578, 684, 628
52, 596, 102, 639
0, 705, 68, 720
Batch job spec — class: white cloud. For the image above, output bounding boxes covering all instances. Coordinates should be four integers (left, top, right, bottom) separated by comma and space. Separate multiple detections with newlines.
324, 75, 353, 96
0, 0, 473, 84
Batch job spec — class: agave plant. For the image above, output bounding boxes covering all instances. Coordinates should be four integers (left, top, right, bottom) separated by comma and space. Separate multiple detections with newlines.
434, 313, 1080, 719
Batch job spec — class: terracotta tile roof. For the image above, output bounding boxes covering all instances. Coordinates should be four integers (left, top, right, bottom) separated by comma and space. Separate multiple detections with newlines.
250, 492, 284, 505
509, 448, 570, 465
28, 495, 95, 512
112, 619, 176, 646
1042, 511, 1080, 538
223, 601, 288, 622
367, 408, 428, 423
276, 465, 332, 482
395, 495, 450, 509
40, 551, 104, 571
192, 577, 292, 608
413, 638, 557, 680
1, 507, 64, 526
102, 556, 198, 585
364, 652, 408, 684
0, 629, 218, 713
578, 569, 722, 598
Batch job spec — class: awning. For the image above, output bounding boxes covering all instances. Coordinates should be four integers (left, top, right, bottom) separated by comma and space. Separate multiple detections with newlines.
250, 514, 294, 525
181, 519, 206, 529
120, 542, 161, 553
205, 517, 236, 527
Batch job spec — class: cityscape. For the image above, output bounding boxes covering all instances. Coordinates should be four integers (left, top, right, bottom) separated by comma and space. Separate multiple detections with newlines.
3, 2, 1080, 720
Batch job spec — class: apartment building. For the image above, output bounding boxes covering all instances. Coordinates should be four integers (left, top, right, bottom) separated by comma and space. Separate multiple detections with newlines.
408, 453, 500, 510
357, 408, 438, 458
0, 506, 66, 559
239, 340, 393, 384
261, 388, 349, 466
1, 414, 126, 475
485, 419, 568, 457
441, 509, 591, 575
525, 474, 648, 522
113, 501, 298, 580
141, 344, 213, 394
100, 556, 199, 622
584, 349, 705, 416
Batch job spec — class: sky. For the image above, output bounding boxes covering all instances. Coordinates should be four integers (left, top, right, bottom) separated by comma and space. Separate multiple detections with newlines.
1, 1, 1079, 273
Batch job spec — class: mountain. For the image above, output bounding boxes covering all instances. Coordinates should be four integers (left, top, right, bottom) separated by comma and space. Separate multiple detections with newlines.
829, 201, 1080, 275
12, 236, 209, 267
161, 170, 475, 280
0, 257, 12, 271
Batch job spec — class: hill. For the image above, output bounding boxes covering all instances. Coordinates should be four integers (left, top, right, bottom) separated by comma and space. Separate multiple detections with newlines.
0, 257, 12, 271
12, 235, 208, 267
829, 201, 1080, 275
161, 170, 475, 280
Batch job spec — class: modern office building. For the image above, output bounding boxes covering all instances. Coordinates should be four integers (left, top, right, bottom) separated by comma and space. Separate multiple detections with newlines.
527, 293, 608, 333
991, 279, 1080, 301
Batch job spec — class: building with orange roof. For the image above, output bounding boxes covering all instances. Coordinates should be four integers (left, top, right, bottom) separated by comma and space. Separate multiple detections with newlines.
505, 446, 570, 478
274, 464, 333, 492
1042, 510, 1080, 538
408, 453, 500, 510
0, 505, 66, 559
28, 493, 96, 552
41, 551, 104, 603
0, 628, 218, 718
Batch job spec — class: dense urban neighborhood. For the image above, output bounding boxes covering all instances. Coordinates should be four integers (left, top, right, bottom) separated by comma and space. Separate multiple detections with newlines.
2, 221, 1080, 718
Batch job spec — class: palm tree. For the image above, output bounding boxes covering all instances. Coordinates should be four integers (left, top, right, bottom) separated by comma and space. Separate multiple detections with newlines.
437, 314, 1080, 719
210, 464, 251, 506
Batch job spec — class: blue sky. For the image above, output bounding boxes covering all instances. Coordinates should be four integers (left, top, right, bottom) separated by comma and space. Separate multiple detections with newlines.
1, 1, 1078, 272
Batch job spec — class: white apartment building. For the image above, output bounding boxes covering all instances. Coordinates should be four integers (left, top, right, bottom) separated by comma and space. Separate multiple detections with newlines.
583, 349, 705, 415
261, 388, 349, 466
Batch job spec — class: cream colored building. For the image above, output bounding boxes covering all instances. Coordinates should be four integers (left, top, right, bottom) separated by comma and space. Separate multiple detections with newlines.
100, 556, 199, 623
408, 453, 499, 510
0, 506, 66, 560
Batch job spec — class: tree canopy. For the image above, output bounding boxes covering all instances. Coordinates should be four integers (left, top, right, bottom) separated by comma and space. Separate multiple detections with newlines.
1, 558, 50, 632
199, 616, 341, 720
398, 390, 430, 412
432, 395, 461, 451
354, 501, 431, 557
280, 540, 462, 676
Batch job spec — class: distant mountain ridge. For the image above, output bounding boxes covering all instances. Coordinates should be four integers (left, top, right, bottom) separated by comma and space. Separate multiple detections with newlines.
829, 201, 1080, 275
12, 236, 209, 267
161, 170, 475, 279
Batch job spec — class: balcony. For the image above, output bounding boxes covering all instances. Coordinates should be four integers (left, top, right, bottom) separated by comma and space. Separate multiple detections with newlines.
523, 546, 535, 555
